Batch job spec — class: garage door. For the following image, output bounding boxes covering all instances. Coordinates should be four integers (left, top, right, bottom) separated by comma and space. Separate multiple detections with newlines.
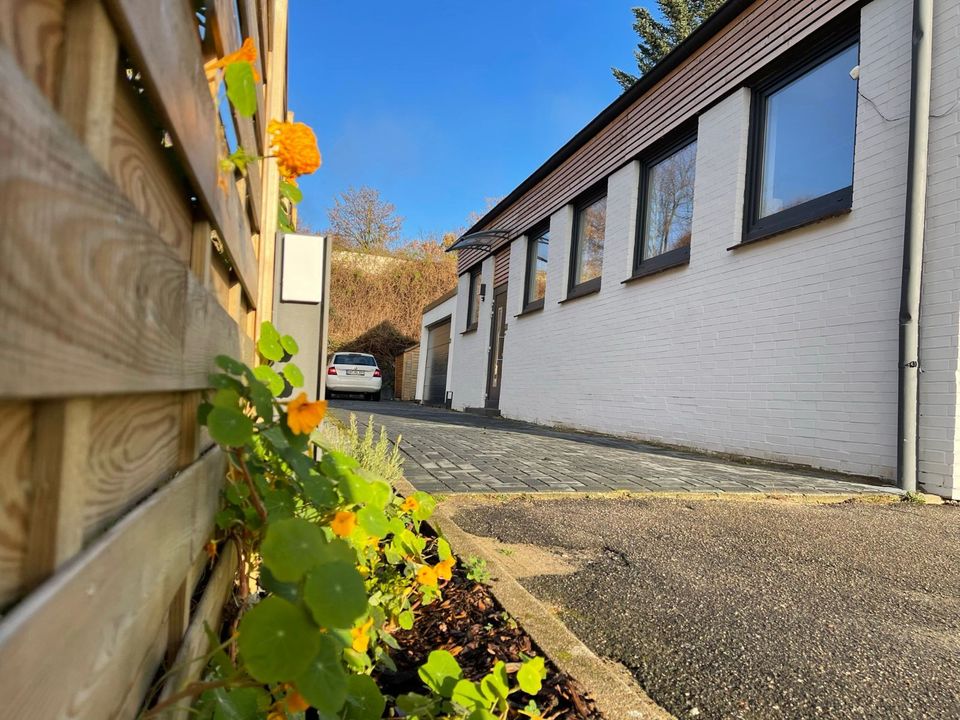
424, 320, 451, 405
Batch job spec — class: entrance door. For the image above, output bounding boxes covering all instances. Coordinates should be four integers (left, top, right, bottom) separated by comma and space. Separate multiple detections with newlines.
424, 319, 451, 405
485, 285, 508, 409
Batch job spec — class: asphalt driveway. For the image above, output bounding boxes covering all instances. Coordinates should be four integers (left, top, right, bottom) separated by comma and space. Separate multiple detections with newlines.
446, 495, 960, 720
328, 400, 898, 496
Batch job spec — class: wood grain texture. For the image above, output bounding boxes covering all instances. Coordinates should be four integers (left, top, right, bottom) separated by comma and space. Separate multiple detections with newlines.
0, 402, 33, 608
237, 0, 266, 148
0, 448, 226, 720
23, 399, 91, 590
82, 393, 182, 541
111, 78, 193, 265
208, 0, 263, 230
157, 541, 238, 720
57, 0, 117, 168
103, 0, 259, 305
0, 0, 65, 102
458, 0, 859, 273
0, 44, 244, 398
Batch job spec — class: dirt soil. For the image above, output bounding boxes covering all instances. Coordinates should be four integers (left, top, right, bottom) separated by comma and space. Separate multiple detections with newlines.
381, 563, 603, 719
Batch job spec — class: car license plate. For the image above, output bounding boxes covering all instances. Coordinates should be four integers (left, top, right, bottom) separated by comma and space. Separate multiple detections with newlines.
346, 369, 364, 376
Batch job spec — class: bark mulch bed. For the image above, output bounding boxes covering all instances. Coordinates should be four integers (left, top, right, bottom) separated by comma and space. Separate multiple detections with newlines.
379, 566, 603, 719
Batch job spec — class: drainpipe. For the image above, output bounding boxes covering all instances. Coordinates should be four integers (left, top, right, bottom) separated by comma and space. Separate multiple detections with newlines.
897, 0, 934, 493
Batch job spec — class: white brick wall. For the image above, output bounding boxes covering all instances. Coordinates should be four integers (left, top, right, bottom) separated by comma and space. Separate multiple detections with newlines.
918, 0, 960, 498
415, 295, 457, 402
449, 0, 960, 495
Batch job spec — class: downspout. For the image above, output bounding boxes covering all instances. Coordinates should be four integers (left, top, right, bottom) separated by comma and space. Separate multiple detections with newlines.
897, 0, 934, 492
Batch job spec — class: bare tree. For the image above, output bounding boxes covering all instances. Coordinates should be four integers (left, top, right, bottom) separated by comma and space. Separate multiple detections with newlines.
327, 186, 404, 250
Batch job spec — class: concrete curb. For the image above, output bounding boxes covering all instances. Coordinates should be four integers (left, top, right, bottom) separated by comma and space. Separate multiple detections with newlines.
394, 475, 675, 720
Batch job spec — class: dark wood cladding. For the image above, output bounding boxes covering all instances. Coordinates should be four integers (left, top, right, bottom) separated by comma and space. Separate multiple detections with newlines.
493, 246, 510, 287
457, 0, 860, 275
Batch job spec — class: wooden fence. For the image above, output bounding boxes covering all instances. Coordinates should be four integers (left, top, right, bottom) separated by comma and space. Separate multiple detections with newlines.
0, 0, 288, 716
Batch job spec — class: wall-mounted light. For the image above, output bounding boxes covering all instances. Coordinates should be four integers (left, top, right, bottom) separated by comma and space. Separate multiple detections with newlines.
479, 283, 487, 301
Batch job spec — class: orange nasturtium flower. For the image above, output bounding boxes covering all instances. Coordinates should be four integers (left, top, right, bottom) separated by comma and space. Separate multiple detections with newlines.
268, 120, 321, 181
285, 692, 310, 713
330, 510, 357, 538
400, 496, 420, 513
435, 556, 456, 581
417, 565, 438, 587
351, 616, 375, 654
285, 392, 327, 435
208, 37, 260, 79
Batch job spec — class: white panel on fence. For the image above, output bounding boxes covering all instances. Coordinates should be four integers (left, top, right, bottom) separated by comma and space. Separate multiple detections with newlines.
280, 233, 325, 303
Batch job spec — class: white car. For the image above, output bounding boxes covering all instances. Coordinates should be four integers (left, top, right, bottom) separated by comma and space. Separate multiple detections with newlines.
325, 352, 382, 401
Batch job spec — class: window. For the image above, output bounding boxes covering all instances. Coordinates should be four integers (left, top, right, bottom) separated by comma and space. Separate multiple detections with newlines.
333, 354, 377, 366
523, 224, 549, 311
568, 191, 606, 297
633, 135, 697, 278
744, 34, 859, 244
465, 268, 481, 331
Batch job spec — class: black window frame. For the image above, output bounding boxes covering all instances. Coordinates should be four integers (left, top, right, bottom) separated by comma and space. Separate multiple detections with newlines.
464, 267, 481, 333
740, 25, 860, 247
628, 128, 698, 282
522, 221, 550, 313
566, 183, 608, 301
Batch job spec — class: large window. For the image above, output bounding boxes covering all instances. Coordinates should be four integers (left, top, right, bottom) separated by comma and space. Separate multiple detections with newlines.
744, 34, 859, 243
634, 135, 697, 277
523, 224, 549, 311
568, 191, 606, 297
465, 268, 481, 331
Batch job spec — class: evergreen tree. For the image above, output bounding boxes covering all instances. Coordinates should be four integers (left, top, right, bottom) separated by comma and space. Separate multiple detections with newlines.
612, 0, 724, 91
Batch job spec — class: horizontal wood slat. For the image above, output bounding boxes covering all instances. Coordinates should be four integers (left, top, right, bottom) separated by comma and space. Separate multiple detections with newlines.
103, 0, 259, 305
0, 448, 225, 720
0, 44, 247, 398
209, 0, 263, 231
458, 0, 859, 273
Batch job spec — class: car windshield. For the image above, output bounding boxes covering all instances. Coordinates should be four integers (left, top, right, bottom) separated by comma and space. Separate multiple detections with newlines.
333, 353, 376, 366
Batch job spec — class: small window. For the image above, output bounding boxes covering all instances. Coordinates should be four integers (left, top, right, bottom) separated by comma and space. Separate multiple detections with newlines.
634, 135, 697, 277
333, 354, 377, 366
523, 224, 549, 311
744, 34, 859, 243
568, 191, 606, 297
465, 268, 481, 331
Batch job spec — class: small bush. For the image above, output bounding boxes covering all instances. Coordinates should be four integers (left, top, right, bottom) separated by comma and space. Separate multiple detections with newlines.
317, 412, 404, 485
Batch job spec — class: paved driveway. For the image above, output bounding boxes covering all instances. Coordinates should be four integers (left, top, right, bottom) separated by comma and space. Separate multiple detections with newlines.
446, 495, 960, 720
327, 400, 898, 496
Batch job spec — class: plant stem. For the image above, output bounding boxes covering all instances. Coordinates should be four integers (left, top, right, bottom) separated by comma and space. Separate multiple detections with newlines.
235, 451, 268, 523
141, 678, 254, 718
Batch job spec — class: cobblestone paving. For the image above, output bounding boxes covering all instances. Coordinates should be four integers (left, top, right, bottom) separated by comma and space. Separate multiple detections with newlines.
328, 400, 899, 496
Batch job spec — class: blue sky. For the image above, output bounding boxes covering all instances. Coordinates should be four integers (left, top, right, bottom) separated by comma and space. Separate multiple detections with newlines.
288, 1, 645, 240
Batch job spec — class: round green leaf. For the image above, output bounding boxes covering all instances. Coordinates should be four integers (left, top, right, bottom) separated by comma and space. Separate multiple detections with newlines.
516, 656, 547, 695
280, 333, 300, 354
357, 506, 389, 538
259, 566, 301, 605
249, 381, 273, 420
260, 321, 281, 342
437, 537, 453, 561
282, 363, 305, 388
342, 674, 385, 720
303, 562, 367, 628
412, 491, 436, 521
224, 61, 257, 117
260, 518, 326, 582
258, 336, 284, 362
451, 679, 487, 711
253, 365, 285, 396
212, 388, 241, 409
398, 610, 414, 631
340, 473, 372, 505
237, 597, 319, 682
207, 407, 253, 447
293, 635, 348, 714
301, 474, 338, 509
418, 649, 463, 697
215, 355, 247, 375
480, 661, 509, 704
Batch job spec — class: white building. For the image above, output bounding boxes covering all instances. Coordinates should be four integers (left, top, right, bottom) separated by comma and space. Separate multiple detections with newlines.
422, 0, 960, 499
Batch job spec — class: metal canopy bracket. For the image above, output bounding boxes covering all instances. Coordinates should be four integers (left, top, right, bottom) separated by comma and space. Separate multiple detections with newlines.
446, 229, 512, 253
